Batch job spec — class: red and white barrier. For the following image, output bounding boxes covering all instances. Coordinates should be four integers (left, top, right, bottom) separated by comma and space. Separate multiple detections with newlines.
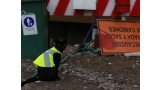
46, 0, 140, 16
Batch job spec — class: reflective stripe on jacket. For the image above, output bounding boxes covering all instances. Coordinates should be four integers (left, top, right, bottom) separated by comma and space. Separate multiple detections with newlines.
33, 47, 62, 68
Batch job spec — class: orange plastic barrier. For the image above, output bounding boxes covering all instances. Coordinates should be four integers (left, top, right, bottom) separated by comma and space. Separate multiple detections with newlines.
97, 19, 140, 55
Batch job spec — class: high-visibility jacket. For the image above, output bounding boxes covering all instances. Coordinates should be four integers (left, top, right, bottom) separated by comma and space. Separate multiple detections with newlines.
33, 47, 62, 68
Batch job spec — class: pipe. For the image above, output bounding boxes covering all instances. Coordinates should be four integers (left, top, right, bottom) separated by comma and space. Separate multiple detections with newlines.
121, 16, 126, 20
92, 27, 98, 40
81, 16, 98, 47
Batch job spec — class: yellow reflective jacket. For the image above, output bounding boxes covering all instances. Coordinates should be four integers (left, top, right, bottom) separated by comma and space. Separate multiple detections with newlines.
33, 47, 62, 68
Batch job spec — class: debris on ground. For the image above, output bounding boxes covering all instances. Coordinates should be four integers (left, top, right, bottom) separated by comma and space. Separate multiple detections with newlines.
21, 45, 140, 90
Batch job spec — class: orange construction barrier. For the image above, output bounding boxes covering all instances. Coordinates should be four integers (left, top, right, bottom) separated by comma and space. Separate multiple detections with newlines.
97, 19, 140, 55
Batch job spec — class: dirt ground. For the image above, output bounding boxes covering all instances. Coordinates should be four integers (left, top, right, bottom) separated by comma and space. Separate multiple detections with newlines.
21, 45, 140, 90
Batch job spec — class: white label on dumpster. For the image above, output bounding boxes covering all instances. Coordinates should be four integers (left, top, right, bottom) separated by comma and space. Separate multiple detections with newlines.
21, 14, 38, 36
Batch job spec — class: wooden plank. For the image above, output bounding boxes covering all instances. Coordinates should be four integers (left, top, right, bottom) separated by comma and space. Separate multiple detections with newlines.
49, 16, 140, 23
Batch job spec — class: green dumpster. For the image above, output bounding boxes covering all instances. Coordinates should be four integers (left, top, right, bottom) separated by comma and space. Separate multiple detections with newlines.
21, 0, 48, 59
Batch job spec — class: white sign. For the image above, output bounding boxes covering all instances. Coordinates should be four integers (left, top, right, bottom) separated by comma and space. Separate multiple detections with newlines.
21, 14, 38, 35
73, 0, 97, 10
